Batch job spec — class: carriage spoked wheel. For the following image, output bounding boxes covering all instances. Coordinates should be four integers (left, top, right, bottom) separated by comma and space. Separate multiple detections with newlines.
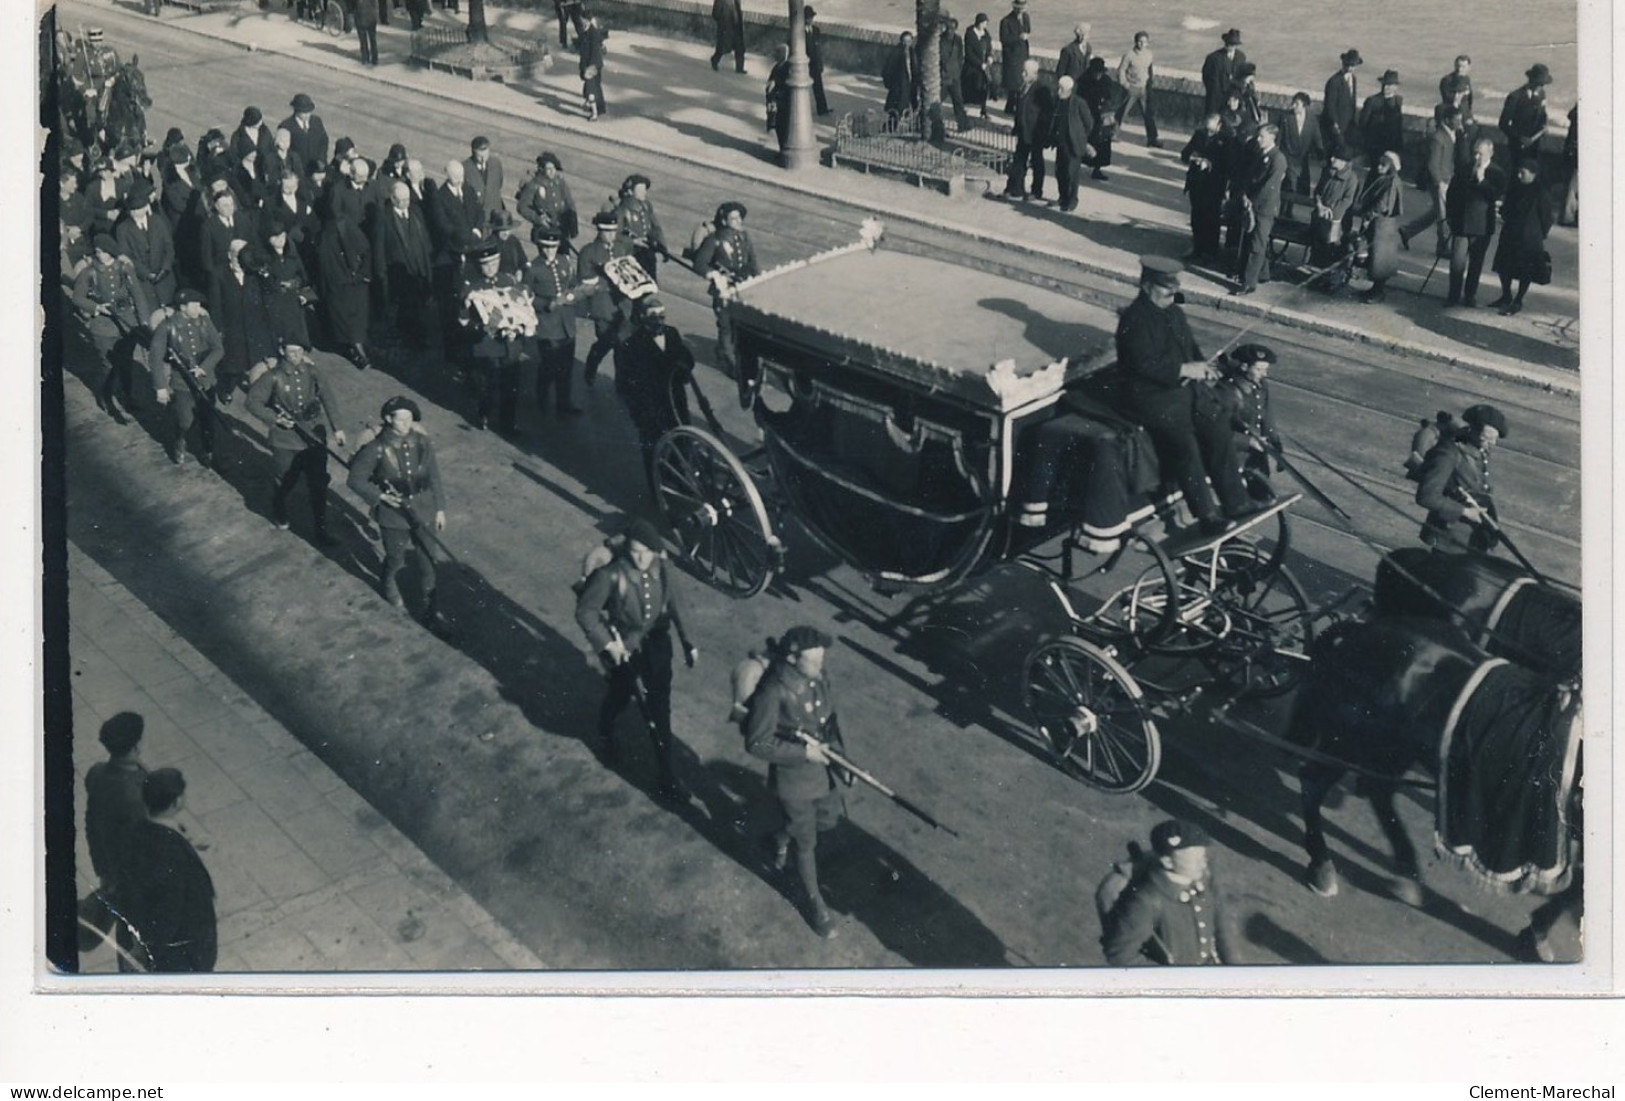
1199, 541, 1315, 697
653, 426, 780, 598
1077, 531, 1182, 655
1022, 636, 1162, 795
321, 1, 348, 35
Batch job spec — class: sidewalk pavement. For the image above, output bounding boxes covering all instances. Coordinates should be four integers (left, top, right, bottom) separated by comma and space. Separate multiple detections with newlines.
89, 0, 1579, 394
67, 541, 544, 973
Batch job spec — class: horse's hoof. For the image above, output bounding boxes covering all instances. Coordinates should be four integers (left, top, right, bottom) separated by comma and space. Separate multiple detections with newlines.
1307, 861, 1340, 898
1385, 876, 1424, 907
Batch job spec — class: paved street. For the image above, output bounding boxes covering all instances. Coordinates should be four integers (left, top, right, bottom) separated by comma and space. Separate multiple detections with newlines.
46, 0, 1585, 976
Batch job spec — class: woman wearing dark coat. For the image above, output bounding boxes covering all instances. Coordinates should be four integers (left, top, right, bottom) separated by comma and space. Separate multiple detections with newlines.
963, 13, 994, 118
317, 216, 374, 367
255, 220, 316, 349
1077, 56, 1120, 179
1353, 150, 1404, 302
1490, 158, 1553, 315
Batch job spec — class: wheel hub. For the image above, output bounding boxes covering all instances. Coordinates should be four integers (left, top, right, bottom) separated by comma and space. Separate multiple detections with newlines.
1067, 707, 1099, 740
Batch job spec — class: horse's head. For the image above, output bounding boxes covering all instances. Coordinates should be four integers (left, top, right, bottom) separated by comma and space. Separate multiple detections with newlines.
117, 57, 151, 108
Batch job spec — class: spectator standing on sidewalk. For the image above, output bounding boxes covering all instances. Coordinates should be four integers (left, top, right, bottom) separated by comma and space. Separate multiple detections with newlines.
1180, 113, 1230, 264
1232, 123, 1285, 296
1001, 59, 1049, 202
997, 0, 1031, 114
1078, 55, 1121, 182
1499, 64, 1552, 160
1115, 31, 1161, 149
710, 0, 746, 74
1048, 76, 1094, 214
804, 7, 831, 116
554, 1, 586, 50
579, 13, 608, 120
1399, 106, 1459, 251
1358, 70, 1405, 165
963, 13, 994, 119
1438, 55, 1474, 118
1353, 150, 1404, 303
122, 769, 217, 973
1488, 156, 1553, 316
84, 713, 149, 897
939, 17, 969, 131
1444, 136, 1505, 307
353, 0, 380, 68
1277, 92, 1322, 216
1201, 28, 1245, 117
882, 31, 920, 128
1320, 48, 1362, 162
766, 44, 793, 150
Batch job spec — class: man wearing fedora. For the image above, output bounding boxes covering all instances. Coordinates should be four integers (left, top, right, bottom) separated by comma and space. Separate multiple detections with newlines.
279, 93, 330, 179
575, 516, 697, 802
1102, 819, 1229, 965
997, 0, 1031, 114
1201, 28, 1245, 118
1358, 70, 1405, 164
1500, 64, 1553, 159
114, 178, 177, 309
1320, 48, 1363, 160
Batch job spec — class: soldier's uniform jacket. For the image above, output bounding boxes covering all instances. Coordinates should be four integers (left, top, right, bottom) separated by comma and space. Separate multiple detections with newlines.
1213, 375, 1277, 450
574, 552, 692, 657
615, 196, 667, 255
245, 355, 342, 451
71, 254, 153, 334
743, 664, 843, 801
1415, 436, 1496, 549
576, 233, 635, 323
526, 252, 580, 343
347, 428, 445, 531
514, 173, 579, 243
458, 268, 530, 360
1115, 293, 1203, 405
692, 226, 759, 291
1102, 867, 1224, 965
148, 309, 224, 392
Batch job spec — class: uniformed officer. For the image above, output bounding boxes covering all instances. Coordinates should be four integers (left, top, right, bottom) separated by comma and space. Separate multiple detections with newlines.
1116, 256, 1252, 536
526, 229, 583, 416
577, 204, 636, 388
615, 296, 695, 485
691, 201, 760, 379
574, 517, 697, 801
458, 240, 530, 434
1102, 819, 1228, 965
514, 152, 579, 252
148, 289, 225, 466
1415, 402, 1504, 553
744, 625, 849, 939
245, 338, 347, 544
1211, 342, 1280, 501
71, 232, 157, 422
347, 397, 451, 628
615, 174, 668, 280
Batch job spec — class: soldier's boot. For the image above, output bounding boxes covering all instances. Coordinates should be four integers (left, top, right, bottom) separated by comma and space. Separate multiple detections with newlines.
417, 587, 451, 637
381, 571, 406, 610
311, 497, 337, 548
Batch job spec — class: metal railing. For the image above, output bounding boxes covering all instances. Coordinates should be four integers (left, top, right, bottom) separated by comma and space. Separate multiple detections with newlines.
408, 25, 549, 80
831, 106, 1008, 189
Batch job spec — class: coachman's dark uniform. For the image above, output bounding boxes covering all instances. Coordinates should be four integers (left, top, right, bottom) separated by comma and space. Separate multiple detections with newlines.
616, 314, 695, 481
348, 424, 449, 612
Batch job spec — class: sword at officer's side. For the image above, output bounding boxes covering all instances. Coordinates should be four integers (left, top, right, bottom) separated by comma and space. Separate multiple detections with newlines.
792, 730, 960, 838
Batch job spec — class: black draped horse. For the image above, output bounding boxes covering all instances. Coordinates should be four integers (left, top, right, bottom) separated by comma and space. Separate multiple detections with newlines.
1291, 614, 1581, 906
100, 57, 151, 156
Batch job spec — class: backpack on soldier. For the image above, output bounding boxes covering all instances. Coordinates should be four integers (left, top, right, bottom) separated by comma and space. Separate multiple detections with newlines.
1095, 840, 1152, 942
1404, 411, 1456, 481
682, 219, 715, 263
572, 533, 627, 596
728, 639, 780, 727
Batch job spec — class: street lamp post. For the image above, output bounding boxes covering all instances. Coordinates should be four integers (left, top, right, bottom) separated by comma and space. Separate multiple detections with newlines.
782, 3, 817, 170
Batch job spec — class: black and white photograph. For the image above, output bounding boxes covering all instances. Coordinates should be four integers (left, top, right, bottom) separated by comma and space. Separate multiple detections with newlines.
18, 0, 1618, 1068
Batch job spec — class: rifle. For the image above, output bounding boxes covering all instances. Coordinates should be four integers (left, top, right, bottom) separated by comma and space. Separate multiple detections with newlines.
162, 345, 217, 409
792, 730, 960, 838
1249, 430, 1352, 523
1453, 485, 1554, 588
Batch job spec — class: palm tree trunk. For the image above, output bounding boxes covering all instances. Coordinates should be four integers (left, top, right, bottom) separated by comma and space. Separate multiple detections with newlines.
466, 0, 488, 43
916, 0, 944, 142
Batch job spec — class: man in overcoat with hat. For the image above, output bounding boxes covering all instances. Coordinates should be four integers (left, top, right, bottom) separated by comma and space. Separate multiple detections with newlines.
744, 624, 848, 938
1358, 70, 1405, 163
997, 0, 1032, 113
615, 296, 695, 483
114, 178, 177, 309
1499, 64, 1553, 159
1115, 256, 1251, 536
1102, 819, 1228, 965
348, 396, 451, 626
575, 516, 698, 801
1415, 403, 1505, 552
1201, 29, 1245, 118
279, 94, 330, 182
1320, 49, 1363, 159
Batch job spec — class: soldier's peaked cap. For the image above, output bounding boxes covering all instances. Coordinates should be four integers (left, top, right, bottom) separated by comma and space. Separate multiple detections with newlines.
1139, 255, 1183, 286
470, 239, 502, 262
623, 517, 664, 550
381, 395, 422, 421
536, 228, 563, 245
1151, 819, 1211, 856
1229, 343, 1278, 366
781, 625, 834, 653
291, 92, 315, 112
1462, 403, 1508, 438
592, 205, 620, 228
85, 26, 105, 40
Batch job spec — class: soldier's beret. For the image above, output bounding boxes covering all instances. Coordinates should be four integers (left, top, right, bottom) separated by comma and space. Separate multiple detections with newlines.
1226, 344, 1277, 373
98, 711, 144, 754
536, 151, 563, 172
142, 767, 187, 814
177, 288, 207, 307
1151, 818, 1211, 856
536, 228, 563, 245
242, 106, 263, 126
381, 395, 422, 421
592, 205, 620, 228
1138, 254, 1183, 287
715, 201, 748, 226
623, 517, 664, 552
781, 625, 834, 654
291, 92, 316, 112
1462, 404, 1508, 439
620, 173, 652, 195
1221, 28, 1242, 45
1340, 48, 1363, 67
91, 233, 118, 255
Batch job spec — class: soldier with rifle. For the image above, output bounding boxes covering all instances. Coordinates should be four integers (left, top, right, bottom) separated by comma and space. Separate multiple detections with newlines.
71, 232, 157, 423
245, 338, 347, 545
347, 396, 451, 629
743, 625, 852, 939
1415, 402, 1504, 553
148, 289, 225, 467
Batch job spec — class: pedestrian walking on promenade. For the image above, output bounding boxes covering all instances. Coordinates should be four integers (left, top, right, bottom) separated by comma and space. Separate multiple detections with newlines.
743, 625, 849, 939
353, 0, 380, 67
1321, 48, 1362, 161
1101, 819, 1229, 965
246, 338, 347, 544
121, 769, 217, 973
1078, 55, 1121, 182
1055, 22, 1094, 85
1444, 137, 1505, 307
579, 14, 608, 120
348, 396, 451, 626
84, 713, 149, 896
805, 6, 831, 116
1115, 31, 1161, 148
1001, 59, 1049, 201
554, 0, 586, 49
1048, 76, 1094, 214
575, 516, 698, 802
1201, 28, 1245, 118
527, 230, 583, 415
1354, 150, 1404, 303
148, 289, 225, 466
938, 16, 969, 131
963, 12, 993, 118
1488, 156, 1553, 316
997, 0, 1030, 114
766, 44, 793, 150
1399, 107, 1460, 252
710, 0, 745, 74
1499, 64, 1552, 160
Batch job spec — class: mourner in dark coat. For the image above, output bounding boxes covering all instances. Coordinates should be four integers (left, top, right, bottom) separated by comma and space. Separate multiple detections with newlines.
1415, 403, 1504, 552
744, 626, 848, 939
255, 220, 317, 348
1320, 48, 1362, 157
963, 13, 994, 117
347, 396, 451, 624
1077, 55, 1121, 179
1358, 71, 1405, 161
431, 160, 487, 257
997, 0, 1031, 112
1233, 124, 1286, 294
1102, 820, 1229, 966
160, 147, 201, 237
882, 32, 920, 124
1200, 29, 1245, 117
209, 240, 278, 399
371, 179, 436, 345
262, 170, 320, 273
1498, 64, 1552, 159
575, 515, 697, 801
84, 160, 133, 240
246, 339, 347, 541
1354, 150, 1405, 302
316, 216, 373, 367
614, 296, 696, 482
197, 188, 247, 287
805, 6, 830, 115
1180, 114, 1230, 261
1489, 158, 1553, 314
228, 107, 278, 176
1049, 76, 1096, 213
121, 770, 217, 973
279, 94, 329, 181
114, 180, 177, 308
1445, 137, 1506, 306
1002, 60, 1050, 201
463, 136, 507, 225
1116, 257, 1249, 533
